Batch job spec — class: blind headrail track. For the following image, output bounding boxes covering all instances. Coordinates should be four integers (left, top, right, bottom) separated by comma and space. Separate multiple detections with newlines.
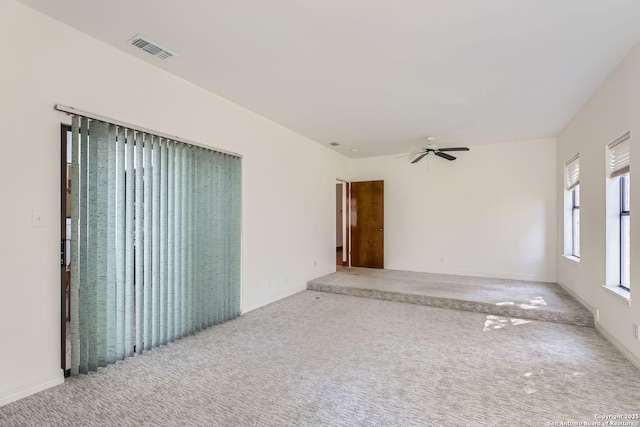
55, 104, 242, 158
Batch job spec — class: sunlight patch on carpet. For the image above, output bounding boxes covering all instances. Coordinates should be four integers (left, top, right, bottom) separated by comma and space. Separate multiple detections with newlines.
483, 315, 531, 331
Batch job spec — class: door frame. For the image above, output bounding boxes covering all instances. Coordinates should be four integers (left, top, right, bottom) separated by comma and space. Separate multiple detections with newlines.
336, 179, 350, 267
60, 124, 71, 377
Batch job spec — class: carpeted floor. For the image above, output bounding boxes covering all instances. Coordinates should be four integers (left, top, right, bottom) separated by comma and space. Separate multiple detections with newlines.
308, 268, 594, 327
1, 291, 639, 426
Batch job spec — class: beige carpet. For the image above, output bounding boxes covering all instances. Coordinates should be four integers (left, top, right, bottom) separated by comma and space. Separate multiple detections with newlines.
1, 291, 639, 426
309, 268, 594, 327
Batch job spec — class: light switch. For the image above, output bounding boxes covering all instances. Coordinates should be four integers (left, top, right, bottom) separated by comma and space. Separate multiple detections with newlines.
31, 210, 46, 227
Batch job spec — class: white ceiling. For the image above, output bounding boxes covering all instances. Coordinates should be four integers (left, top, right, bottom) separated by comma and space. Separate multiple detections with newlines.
18, 0, 640, 158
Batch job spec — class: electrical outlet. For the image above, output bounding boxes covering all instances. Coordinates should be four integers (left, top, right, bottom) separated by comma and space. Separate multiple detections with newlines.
633, 323, 639, 341
439, 257, 445, 264
596, 308, 600, 322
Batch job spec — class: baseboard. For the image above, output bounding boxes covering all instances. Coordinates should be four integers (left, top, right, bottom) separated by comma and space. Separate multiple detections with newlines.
308, 268, 338, 282
595, 323, 640, 371
240, 268, 335, 314
557, 281, 640, 371
385, 264, 555, 283
0, 369, 64, 407
556, 280, 595, 314
242, 284, 307, 314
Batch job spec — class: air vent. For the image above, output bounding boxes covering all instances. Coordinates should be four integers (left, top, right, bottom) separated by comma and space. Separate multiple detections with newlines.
129, 35, 175, 60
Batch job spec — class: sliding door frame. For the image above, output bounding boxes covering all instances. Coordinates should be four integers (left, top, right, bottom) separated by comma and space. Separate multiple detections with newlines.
60, 124, 71, 377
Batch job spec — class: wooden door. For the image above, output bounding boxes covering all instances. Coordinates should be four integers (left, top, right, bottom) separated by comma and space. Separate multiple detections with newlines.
350, 180, 384, 268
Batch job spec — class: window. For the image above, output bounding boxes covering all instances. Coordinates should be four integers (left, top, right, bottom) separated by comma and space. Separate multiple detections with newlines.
571, 185, 580, 257
620, 173, 630, 290
605, 132, 630, 291
563, 154, 580, 258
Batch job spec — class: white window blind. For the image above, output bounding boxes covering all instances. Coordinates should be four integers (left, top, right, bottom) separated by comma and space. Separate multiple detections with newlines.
565, 154, 580, 190
608, 132, 631, 178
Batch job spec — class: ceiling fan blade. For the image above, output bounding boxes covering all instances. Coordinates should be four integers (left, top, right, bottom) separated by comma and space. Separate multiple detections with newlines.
435, 151, 456, 161
394, 151, 424, 159
411, 153, 429, 164
437, 147, 469, 152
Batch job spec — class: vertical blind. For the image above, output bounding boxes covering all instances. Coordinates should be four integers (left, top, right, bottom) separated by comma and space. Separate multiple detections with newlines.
69, 115, 241, 375
564, 154, 580, 190
608, 132, 631, 179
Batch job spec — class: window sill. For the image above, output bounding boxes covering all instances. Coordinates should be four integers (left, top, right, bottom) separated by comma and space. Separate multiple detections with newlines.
561, 255, 580, 264
602, 285, 632, 307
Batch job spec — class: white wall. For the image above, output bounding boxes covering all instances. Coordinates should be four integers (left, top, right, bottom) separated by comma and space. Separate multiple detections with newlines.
0, 0, 351, 405
352, 138, 557, 282
557, 42, 640, 364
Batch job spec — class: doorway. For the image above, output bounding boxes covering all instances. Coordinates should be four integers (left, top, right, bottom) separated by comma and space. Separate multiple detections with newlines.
350, 180, 384, 269
336, 181, 349, 267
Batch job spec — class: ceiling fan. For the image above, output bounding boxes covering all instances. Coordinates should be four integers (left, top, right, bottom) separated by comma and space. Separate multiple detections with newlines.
397, 137, 469, 163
